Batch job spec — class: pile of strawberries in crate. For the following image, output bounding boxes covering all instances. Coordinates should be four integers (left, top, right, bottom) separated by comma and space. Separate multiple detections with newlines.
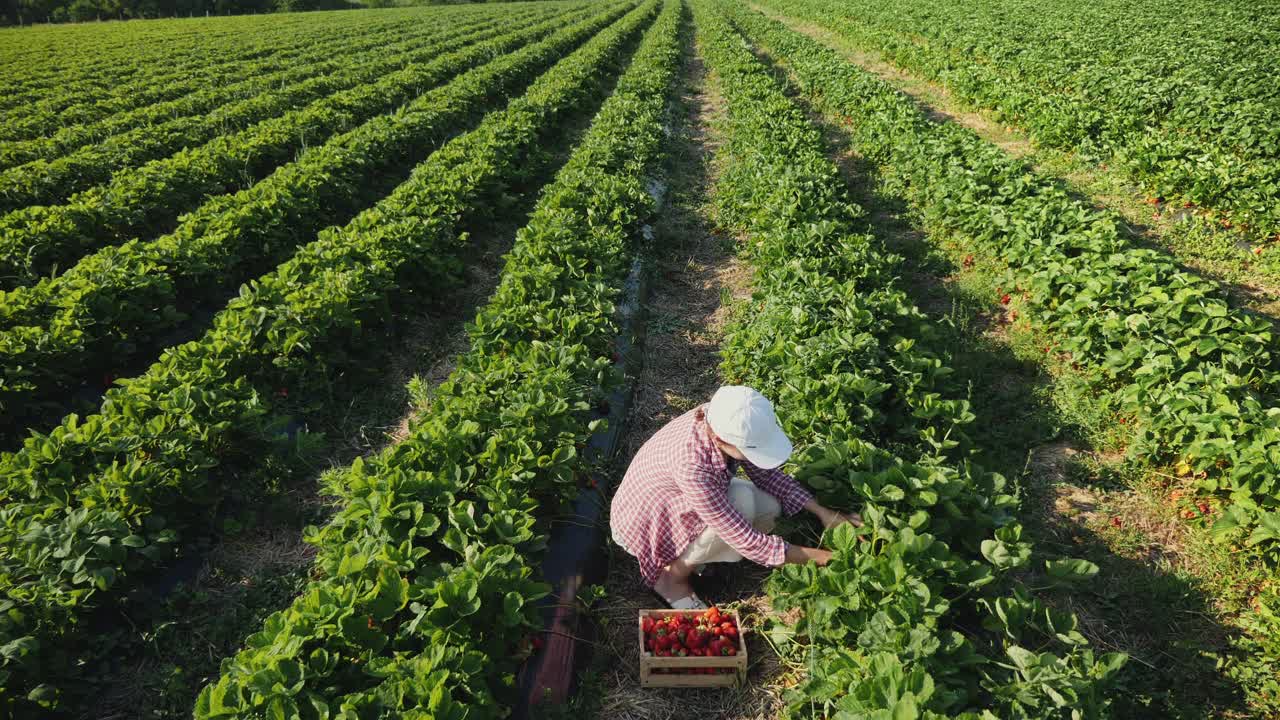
641, 606, 739, 673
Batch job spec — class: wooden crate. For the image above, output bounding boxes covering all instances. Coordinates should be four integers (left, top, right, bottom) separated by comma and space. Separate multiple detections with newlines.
637, 609, 748, 688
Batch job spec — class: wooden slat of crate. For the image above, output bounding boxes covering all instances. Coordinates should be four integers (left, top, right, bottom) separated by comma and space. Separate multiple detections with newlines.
637, 609, 748, 688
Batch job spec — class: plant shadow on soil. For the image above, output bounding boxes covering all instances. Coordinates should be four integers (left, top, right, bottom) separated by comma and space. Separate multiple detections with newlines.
741, 47, 1253, 718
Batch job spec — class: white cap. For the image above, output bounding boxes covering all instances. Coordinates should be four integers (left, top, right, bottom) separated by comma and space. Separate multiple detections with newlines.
705, 386, 793, 470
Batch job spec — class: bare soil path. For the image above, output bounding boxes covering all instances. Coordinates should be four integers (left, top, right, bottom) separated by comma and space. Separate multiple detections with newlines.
580, 37, 798, 720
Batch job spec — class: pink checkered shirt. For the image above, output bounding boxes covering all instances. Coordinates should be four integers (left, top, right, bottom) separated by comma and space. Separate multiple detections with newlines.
610, 405, 815, 587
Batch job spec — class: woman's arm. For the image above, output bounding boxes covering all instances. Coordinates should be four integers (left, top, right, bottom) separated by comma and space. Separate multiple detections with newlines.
742, 463, 862, 528
785, 543, 833, 566
740, 463, 814, 515
803, 497, 863, 529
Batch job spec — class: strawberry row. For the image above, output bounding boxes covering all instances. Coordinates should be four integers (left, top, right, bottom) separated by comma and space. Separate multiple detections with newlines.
0, 10, 558, 212
0, 7, 588, 293
724, 8, 1280, 554
757, 0, 1280, 242
0, 9, 393, 112
0, 11, 438, 146
695, 1, 1126, 716
0, 3, 617, 441
0, 9, 492, 172
196, 3, 680, 714
0, 3, 661, 714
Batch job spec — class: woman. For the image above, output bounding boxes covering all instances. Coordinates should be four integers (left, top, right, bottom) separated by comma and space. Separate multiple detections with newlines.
611, 385, 860, 609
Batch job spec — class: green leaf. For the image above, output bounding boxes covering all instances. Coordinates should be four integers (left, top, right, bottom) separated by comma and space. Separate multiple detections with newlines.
368, 567, 408, 621
502, 591, 525, 627
1043, 558, 1099, 586
336, 552, 367, 577
980, 538, 1030, 570
338, 613, 387, 653
891, 695, 919, 720
1245, 512, 1280, 547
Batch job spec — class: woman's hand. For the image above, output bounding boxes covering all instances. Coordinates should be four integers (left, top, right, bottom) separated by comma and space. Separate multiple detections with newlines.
823, 510, 863, 529
785, 544, 833, 566
805, 499, 863, 530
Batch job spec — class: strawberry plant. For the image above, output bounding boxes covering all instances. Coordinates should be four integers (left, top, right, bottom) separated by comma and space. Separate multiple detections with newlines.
0, 2, 670, 712
0, 8, 552, 211
195, 4, 680, 715
727, 0, 1280, 568
756, 0, 1280, 243
0, 3, 600, 292
695, 2, 1124, 715
0, 9, 487, 157
0, 9, 458, 129
0, 2, 625, 439
722, 5, 1280, 710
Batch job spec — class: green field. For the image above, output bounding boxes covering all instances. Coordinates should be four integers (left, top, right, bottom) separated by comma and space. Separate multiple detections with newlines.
1, 1, 1278, 717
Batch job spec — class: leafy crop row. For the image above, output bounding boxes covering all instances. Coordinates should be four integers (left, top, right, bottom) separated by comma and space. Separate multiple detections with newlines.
195, 2, 681, 716
0, 3, 663, 714
733, 5, 1280, 705
0, 5, 588, 293
0, 2, 617, 440
694, 1, 1125, 716
0, 14, 538, 212
0, 7, 522, 182
0, 13, 436, 149
726, 2, 1280, 560
756, 0, 1280, 241
0, 9, 384, 112
0, 10, 305, 89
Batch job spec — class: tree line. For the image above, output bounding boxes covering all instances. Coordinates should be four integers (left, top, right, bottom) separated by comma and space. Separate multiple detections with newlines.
1, 0, 362, 25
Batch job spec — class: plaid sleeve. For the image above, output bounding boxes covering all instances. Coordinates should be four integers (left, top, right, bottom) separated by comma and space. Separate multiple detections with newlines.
742, 463, 814, 516
673, 462, 787, 568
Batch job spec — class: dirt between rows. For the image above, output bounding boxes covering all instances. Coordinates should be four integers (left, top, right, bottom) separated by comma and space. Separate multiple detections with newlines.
583, 39, 796, 720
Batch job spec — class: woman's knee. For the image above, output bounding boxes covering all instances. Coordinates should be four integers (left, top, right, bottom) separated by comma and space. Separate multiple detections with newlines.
752, 487, 781, 531
726, 480, 757, 517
